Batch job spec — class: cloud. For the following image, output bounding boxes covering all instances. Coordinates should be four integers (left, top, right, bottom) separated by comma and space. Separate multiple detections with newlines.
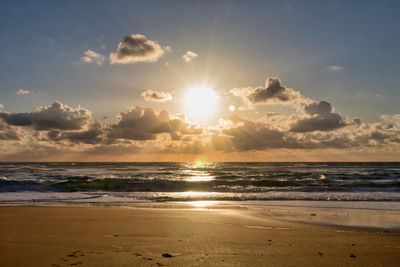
80, 49, 105, 65
0, 101, 92, 131
222, 120, 288, 151
16, 89, 30, 95
0, 104, 3, 109
108, 107, 201, 141
230, 77, 309, 107
328, 65, 343, 71
48, 122, 104, 144
230, 77, 345, 133
0, 120, 19, 141
109, 34, 165, 64
182, 50, 198, 62
381, 114, 400, 128
213, 117, 372, 152
290, 101, 346, 132
1, 95, 400, 159
141, 90, 172, 102
304, 101, 333, 116
0, 130, 19, 140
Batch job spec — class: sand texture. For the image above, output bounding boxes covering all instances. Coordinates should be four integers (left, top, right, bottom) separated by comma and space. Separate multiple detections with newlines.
0, 206, 399, 266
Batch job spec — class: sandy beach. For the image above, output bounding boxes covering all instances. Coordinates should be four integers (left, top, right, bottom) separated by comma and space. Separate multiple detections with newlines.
0, 204, 399, 267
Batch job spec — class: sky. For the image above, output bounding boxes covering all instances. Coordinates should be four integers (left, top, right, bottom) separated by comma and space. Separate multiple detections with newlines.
0, 0, 400, 161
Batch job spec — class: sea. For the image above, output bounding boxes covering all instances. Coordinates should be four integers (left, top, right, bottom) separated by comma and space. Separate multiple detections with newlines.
0, 162, 399, 203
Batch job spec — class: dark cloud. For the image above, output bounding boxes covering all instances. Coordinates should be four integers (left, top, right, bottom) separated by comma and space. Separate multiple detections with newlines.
230, 77, 305, 106
1, 97, 399, 157
109, 34, 165, 64
0, 130, 19, 141
108, 107, 171, 140
141, 90, 172, 102
248, 77, 291, 103
211, 115, 369, 152
304, 101, 332, 115
108, 107, 201, 141
290, 101, 346, 132
0, 120, 19, 140
0, 102, 92, 131
48, 123, 103, 144
222, 120, 289, 151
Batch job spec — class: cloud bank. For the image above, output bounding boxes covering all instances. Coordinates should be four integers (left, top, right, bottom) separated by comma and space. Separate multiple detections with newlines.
0, 101, 92, 131
1, 76, 400, 160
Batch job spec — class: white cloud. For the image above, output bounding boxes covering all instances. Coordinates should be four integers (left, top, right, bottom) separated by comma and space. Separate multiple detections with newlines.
328, 65, 343, 71
141, 90, 172, 102
182, 50, 198, 62
80, 49, 105, 65
16, 89, 30, 95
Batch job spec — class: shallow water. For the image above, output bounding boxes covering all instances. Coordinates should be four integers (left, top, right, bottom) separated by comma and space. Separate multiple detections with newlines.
0, 162, 399, 202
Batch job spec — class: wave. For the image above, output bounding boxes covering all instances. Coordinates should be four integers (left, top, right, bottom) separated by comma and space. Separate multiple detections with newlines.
0, 162, 399, 199
1, 191, 400, 203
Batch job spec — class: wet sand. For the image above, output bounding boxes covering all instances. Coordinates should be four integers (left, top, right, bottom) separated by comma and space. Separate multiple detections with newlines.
0, 205, 399, 266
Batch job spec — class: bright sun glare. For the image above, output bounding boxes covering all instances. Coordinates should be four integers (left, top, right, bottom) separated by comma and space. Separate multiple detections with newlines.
184, 86, 219, 120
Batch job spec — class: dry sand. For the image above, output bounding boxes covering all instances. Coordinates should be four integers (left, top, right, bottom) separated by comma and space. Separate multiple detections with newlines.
0, 205, 399, 266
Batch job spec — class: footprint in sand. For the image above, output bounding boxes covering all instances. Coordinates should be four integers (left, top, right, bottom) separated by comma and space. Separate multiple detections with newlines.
61, 250, 85, 265
104, 234, 120, 238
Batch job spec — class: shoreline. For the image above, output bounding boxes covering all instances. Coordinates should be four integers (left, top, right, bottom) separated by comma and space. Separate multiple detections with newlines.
1, 199, 400, 231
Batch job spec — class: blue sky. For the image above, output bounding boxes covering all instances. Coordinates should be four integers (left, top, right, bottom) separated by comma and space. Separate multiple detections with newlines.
0, 0, 400, 161
1, 0, 399, 121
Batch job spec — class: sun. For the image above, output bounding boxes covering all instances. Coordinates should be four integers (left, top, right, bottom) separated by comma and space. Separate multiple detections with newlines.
184, 86, 219, 120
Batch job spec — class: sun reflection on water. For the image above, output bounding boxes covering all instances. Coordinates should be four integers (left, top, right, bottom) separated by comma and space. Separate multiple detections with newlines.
185, 171, 214, 182
181, 191, 213, 197
187, 200, 218, 208
181, 192, 217, 208
183, 157, 215, 182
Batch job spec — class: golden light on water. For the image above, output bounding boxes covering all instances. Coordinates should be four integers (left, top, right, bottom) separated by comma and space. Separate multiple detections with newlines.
194, 155, 208, 167
186, 172, 214, 182
184, 86, 219, 120
194, 160, 206, 168
187, 200, 217, 208
182, 192, 217, 208
184, 155, 214, 182
181, 191, 213, 197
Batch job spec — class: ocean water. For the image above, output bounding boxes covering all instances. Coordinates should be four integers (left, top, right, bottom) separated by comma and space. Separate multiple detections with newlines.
0, 162, 399, 203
